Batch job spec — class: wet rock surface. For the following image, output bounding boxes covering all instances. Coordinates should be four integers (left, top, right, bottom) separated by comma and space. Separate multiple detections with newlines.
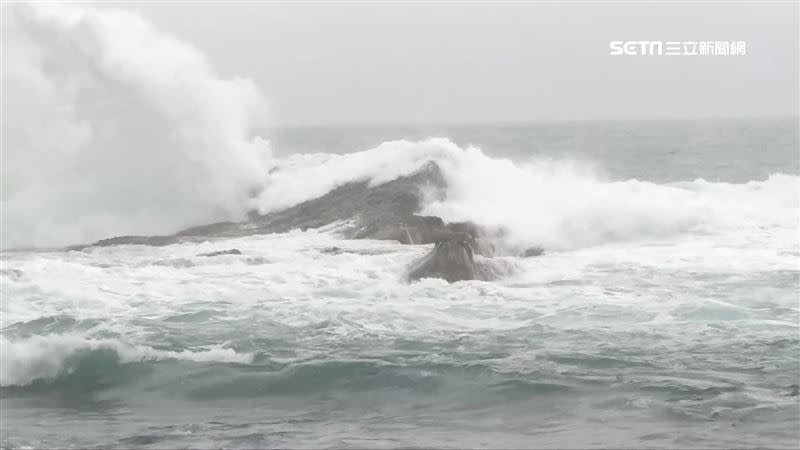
78, 162, 541, 281
407, 239, 477, 283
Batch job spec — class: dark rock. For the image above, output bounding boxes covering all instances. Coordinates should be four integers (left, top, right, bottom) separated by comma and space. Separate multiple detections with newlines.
408, 239, 477, 283
198, 249, 242, 257
74, 161, 541, 283
81, 162, 460, 250
355, 213, 495, 257
177, 221, 242, 237
521, 247, 545, 257
0, 268, 23, 280
251, 161, 447, 237
417, 215, 445, 228
92, 235, 180, 247
245, 161, 504, 262
407, 238, 517, 283
75, 165, 439, 250
447, 221, 483, 237
362, 224, 417, 245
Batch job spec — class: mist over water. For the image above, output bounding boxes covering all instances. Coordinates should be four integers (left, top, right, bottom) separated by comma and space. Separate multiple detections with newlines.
3, 4, 798, 252
2, 3, 270, 249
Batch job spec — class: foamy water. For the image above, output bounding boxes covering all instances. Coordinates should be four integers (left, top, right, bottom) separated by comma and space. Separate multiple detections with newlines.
2, 2, 798, 449
2, 198, 799, 447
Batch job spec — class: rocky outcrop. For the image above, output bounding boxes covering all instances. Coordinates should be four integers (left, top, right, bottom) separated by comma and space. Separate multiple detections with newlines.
406, 237, 517, 283
85, 235, 180, 247
250, 161, 448, 237
357, 217, 495, 257
408, 239, 477, 283
78, 161, 542, 282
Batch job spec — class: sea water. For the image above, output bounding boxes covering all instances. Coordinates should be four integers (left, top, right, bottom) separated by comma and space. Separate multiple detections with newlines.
2, 120, 798, 449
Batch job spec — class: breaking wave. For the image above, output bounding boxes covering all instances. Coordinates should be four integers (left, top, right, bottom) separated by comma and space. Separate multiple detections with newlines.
0, 334, 254, 387
256, 138, 799, 250
2, 5, 797, 251
2, 3, 270, 249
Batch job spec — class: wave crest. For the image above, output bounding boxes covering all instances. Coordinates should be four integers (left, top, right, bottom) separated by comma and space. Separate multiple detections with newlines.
0, 334, 253, 387
2, 3, 270, 249
255, 138, 799, 250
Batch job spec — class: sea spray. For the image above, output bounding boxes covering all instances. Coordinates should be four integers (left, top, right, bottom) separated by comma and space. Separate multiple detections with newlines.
1, 3, 270, 248
253, 138, 798, 251
3, 4, 796, 253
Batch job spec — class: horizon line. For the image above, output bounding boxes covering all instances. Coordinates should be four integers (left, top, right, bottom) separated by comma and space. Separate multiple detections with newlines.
267, 114, 800, 129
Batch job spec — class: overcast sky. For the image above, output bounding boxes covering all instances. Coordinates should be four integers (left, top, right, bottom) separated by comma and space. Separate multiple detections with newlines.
113, 1, 798, 125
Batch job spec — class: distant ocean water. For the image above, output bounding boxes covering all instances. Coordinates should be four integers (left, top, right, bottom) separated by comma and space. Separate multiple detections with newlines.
2, 119, 799, 449
268, 118, 799, 182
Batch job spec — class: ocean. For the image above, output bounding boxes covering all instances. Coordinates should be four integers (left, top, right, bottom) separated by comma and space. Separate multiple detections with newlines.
2, 119, 799, 449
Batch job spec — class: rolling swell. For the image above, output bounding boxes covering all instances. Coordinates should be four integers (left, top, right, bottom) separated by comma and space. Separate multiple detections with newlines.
0, 334, 253, 388
4, 328, 776, 403
2, 349, 582, 403
7, 341, 787, 436
2, 347, 145, 394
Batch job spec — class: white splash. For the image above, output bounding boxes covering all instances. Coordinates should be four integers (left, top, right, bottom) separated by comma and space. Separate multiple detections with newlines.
254, 138, 799, 250
0, 334, 254, 387
2, 3, 271, 249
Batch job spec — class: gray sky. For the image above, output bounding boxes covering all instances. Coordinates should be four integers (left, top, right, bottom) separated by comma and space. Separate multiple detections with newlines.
114, 1, 798, 125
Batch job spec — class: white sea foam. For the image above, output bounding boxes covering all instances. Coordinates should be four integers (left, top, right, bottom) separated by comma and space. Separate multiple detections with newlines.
0, 334, 254, 386
255, 138, 799, 250
2, 3, 270, 249
2, 227, 795, 371
2, 6, 797, 255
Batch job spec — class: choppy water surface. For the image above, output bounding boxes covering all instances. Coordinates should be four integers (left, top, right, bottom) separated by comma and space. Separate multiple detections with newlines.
2, 119, 799, 449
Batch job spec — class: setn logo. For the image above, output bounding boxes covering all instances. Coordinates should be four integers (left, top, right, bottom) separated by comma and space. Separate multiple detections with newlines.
609, 41, 663, 56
